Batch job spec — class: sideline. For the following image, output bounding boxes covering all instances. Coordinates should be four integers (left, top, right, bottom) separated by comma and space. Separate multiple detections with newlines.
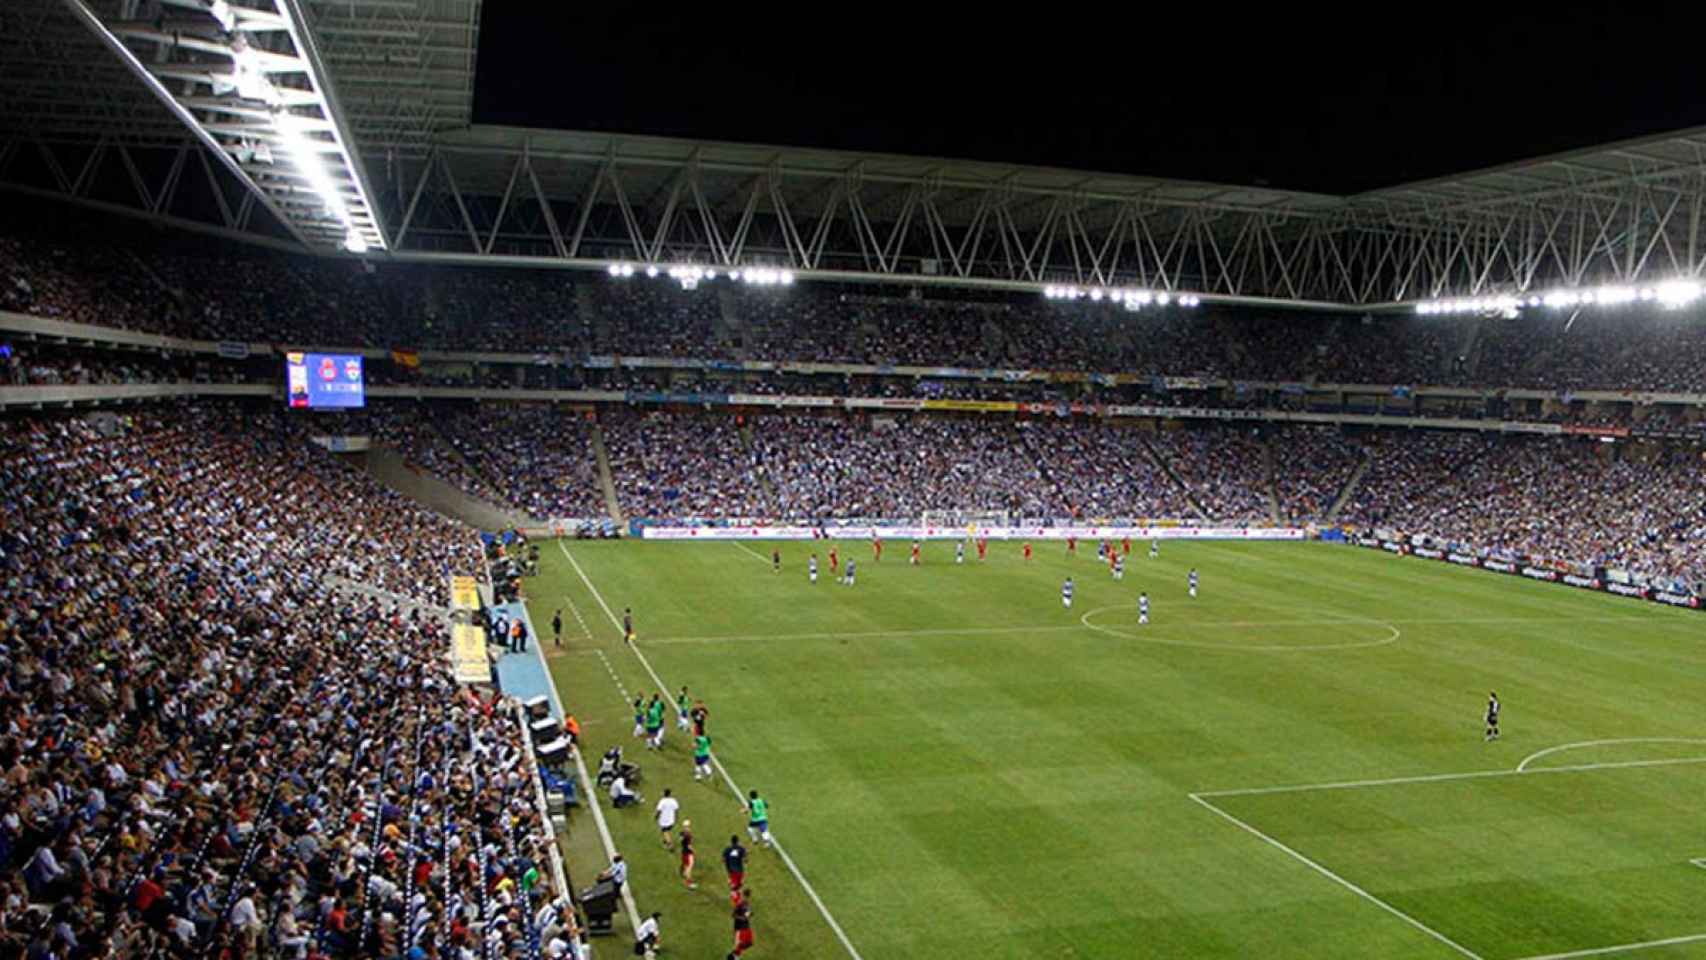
557, 539, 867, 960
516, 601, 644, 932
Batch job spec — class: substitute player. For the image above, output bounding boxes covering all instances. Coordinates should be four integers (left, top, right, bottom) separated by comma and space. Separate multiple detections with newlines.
1138, 592, 1150, 625
744, 790, 773, 848
680, 820, 697, 889
808, 553, 818, 584
1062, 577, 1075, 610
693, 731, 714, 782
1485, 692, 1500, 741
1188, 568, 1199, 598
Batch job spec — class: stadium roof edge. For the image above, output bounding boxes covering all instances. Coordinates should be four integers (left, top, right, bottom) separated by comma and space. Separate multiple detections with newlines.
425, 125, 1350, 212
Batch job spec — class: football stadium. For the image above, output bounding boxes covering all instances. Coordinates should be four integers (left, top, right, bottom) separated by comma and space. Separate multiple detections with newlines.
3, 4, 1706, 959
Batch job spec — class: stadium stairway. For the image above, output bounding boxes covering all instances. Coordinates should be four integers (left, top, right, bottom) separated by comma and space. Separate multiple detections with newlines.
362, 446, 528, 531
1261, 436, 1283, 524
1326, 450, 1373, 523
1138, 433, 1213, 521
589, 424, 625, 525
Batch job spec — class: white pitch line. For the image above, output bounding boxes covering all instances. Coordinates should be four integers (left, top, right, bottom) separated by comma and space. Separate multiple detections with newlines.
730, 540, 771, 564
1195, 754, 1706, 799
557, 540, 867, 960
1511, 932, 1706, 960
1189, 793, 1485, 960
1516, 738, 1706, 773
518, 604, 644, 933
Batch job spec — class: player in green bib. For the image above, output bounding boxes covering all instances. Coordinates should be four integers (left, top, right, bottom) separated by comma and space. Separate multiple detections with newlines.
745, 789, 773, 848
693, 733, 713, 782
645, 695, 667, 750
676, 686, 692, 732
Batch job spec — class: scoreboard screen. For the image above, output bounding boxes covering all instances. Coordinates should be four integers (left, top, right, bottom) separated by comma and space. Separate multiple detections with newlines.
285, 352, 365, 409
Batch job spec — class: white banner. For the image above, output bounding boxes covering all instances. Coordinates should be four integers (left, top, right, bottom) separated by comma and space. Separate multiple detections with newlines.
641, 525, 1307, 542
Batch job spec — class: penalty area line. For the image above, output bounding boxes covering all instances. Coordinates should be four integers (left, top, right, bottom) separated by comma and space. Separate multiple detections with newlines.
556, 539, 867, 960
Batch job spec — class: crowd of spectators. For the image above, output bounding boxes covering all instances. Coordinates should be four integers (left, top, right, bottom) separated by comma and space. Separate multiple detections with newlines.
436, 405, 605, 521
1270, 426, 1365, 523
603, 409, 768, 521
9, 205, 1706, 394
0, 403, 577, 958
1152, 427, 1273, 522
1381, 437, 1706, 590
1339, 431, 1498, 528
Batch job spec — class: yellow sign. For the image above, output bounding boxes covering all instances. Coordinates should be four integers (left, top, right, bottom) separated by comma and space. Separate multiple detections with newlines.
452, 624, 491, 684
920, 399, 1019, 413
450, 575, 481, 612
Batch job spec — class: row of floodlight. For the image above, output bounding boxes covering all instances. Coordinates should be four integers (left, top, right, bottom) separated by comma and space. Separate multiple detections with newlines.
1416, 280, 1704, 316
207, 23, 370, 252
1043, 286, 1203, 309
606, 263, 796, 288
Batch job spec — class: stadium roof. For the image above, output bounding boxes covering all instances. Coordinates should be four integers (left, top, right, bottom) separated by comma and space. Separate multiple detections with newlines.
1, 0, 1703, 308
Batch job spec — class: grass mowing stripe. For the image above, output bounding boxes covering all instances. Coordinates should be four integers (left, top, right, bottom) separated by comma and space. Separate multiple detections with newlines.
557, 539, 868, 960
1189, 793, 1487, 960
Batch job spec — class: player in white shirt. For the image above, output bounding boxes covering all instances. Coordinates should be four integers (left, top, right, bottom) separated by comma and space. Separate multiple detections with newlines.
1062, 577, 1075, 609
1138, 592, 1150, 625
655, 789, 681, 849
1188, 568, 1199, 598
808, 554, 818, 584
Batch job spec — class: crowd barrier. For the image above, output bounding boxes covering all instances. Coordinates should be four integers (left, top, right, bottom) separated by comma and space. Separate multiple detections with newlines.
1354, 537, 1702, 611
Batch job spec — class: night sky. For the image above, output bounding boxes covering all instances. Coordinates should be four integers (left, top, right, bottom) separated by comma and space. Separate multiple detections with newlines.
473, 9, 1706, 196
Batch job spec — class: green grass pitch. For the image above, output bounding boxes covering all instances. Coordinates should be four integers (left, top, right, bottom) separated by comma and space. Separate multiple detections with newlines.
526, 538, 1706, 960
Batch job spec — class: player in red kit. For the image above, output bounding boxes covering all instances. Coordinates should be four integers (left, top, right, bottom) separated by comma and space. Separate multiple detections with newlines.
828, 546, 839, 573
872, 536, 882, 562
910, 540, 921, 565
1023, 542, 1032, 561
976, 538, 987, 562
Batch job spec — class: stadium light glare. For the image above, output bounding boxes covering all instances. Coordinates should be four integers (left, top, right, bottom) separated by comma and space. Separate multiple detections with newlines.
1655, 280, 1703, 308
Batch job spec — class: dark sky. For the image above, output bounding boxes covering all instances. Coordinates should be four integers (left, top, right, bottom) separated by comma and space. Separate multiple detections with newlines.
472, 9, 1705, 196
